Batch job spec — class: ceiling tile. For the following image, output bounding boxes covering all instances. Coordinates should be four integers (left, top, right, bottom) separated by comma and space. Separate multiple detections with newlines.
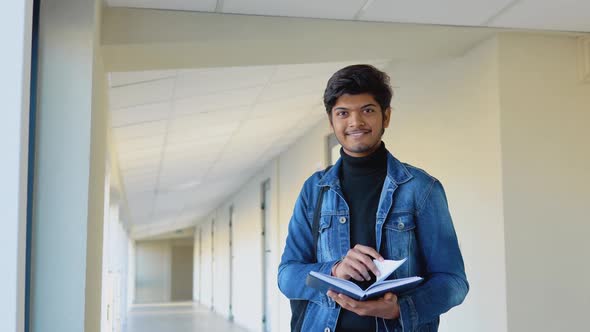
153, 192, 188, 213
124, 177, 157, 189
108, 70, 176, 87
127, 190, 155, 202
489, 0, 590, 31
124, 175, 158, 188
118, 151, 161, 170
111, 102, 172, 128
124, 180, 157, 196
179, 205, 212, 222
167, 122, 240, 144
360, 0, 514, 26
190, 177, 244, 199
163, 150, 219, 167
174, 66, 275, 99
117, 135, 165, 153
259, 76, 326, 103
106, 0, 217, 12
158, 174, 204, 191
109, 78, 175, 110
272, 61, 368, 83
123, 168, 159, 182
250, 94, 321, 119
205, 160, 258, 182
222, 0, 367, 20
233, 114, 302, 140
129, 208, 153, 222
169, 106, 250, 133
174, 86, 261, 116
117, 146, 162, 163
113, 120, 167, 142
164, 136, 231, 155
161, 155, 216, 174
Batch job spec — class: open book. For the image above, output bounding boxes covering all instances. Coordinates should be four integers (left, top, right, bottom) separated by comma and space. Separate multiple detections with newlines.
306, 258, 423, 301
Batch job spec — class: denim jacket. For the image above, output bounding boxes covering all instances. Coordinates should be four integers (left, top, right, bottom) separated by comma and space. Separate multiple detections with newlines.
278, 152, 469, 332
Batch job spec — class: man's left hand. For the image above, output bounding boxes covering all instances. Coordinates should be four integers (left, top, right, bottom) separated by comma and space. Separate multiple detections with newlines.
326, 291, 400, 319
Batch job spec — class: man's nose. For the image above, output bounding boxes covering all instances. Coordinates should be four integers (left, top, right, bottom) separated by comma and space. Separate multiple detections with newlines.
348, 111, 365, 127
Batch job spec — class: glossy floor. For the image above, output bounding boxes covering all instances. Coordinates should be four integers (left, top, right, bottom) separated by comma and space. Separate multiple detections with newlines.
126, 302, 250, 332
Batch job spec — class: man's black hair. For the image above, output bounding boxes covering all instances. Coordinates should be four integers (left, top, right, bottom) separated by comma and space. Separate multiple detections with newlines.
323, 64, 392, 116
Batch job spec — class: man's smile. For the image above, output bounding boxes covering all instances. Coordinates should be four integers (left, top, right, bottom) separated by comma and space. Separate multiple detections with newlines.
346, 129, 371, 138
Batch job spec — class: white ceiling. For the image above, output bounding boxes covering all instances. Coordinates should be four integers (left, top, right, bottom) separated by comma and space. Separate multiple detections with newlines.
106, 0, 590, 32
110, 60, 388, 228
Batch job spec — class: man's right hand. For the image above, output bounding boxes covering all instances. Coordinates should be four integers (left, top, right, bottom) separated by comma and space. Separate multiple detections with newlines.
332, 244, 384, 281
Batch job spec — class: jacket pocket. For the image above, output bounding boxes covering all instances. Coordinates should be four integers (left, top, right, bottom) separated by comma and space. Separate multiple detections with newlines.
382, 213, 416, 274
317, 214, 335, 262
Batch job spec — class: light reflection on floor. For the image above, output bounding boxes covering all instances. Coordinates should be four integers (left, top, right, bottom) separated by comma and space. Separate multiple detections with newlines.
126, 302, 250, 332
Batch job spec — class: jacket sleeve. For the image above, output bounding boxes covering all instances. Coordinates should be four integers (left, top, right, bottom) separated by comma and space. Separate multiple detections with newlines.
277, 181, 340, 306
395, 179, 469, 331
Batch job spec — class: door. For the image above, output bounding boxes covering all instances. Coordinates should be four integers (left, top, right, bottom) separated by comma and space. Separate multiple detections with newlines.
211, 219, 215, 310
261, 180, 272, 332
171, 244, 194, 301
229, 205, 235, 321
198, 227, 202, 303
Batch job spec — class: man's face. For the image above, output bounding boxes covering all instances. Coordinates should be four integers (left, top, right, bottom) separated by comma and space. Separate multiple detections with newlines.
330, 93, 391, 158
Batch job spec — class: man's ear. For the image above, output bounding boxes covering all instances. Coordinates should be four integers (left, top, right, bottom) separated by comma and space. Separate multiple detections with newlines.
383, 107, 392, 129
327, 112, 334, 129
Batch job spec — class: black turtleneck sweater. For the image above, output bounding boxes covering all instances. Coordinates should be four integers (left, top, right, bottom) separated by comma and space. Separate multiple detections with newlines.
336, 142, 388, 332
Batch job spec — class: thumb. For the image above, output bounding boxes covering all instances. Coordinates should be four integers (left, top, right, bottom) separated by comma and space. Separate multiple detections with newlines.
383, 293, 394, 301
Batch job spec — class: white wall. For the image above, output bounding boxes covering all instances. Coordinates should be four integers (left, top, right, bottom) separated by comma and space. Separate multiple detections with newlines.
127, 239, 136, 308
276, 120, 332, 331
384, 37, 507, 332
212, 204, 231, 318
195, 161, 282, 331
0, 1, 32, 331
193, 229, 200, 302
101, 201, 131, 331
498, 33, 590, 332
199, 220, 215, 308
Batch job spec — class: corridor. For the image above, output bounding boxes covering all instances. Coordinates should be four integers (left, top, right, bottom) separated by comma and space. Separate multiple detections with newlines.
127, 303, 249, 332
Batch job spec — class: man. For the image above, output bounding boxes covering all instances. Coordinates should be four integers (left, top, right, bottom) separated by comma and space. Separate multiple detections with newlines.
278, 64, 468, 331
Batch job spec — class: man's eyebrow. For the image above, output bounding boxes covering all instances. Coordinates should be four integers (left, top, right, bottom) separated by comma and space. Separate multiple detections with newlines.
361, 103, 378, 108
333, 103, 378, 110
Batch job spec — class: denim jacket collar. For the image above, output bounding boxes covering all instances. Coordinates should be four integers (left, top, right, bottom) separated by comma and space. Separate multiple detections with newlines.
317, 150, 414, 189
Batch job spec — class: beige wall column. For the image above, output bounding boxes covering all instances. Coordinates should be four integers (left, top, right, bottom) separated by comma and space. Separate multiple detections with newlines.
31, 0, 108, 332
498, 33, 590, 332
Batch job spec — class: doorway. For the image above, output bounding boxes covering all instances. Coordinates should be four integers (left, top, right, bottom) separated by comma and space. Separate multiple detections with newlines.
228, 205, 235, 322
260, 179, 272, 332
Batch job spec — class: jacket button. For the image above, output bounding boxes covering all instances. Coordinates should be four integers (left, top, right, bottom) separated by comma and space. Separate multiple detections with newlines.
339, 217, 347, 224
397, 222, 405, 230
324, 328, 331, 332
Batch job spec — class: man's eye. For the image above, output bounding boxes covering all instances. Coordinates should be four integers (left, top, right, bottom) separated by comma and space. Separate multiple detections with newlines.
364, 108, 375, 113
337, 111, 348, 117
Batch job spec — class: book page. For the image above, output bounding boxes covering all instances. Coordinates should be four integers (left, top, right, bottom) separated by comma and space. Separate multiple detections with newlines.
373, 258, 407, 284
366, 276, 423, 296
